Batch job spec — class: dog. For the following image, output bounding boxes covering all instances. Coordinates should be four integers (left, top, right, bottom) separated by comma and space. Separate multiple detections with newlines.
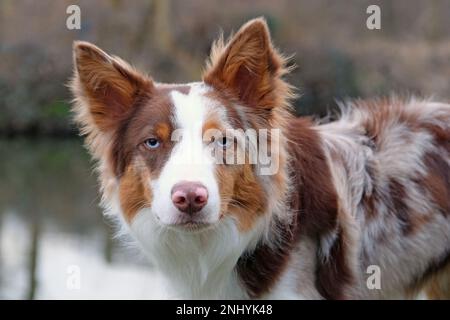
71, 18, 450, 299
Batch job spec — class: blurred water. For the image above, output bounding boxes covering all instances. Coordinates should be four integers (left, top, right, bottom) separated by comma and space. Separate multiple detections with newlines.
0, 138, 167, 299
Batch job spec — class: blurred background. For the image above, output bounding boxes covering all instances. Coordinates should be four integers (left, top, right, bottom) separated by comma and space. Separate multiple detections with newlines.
0, 0, 449, 299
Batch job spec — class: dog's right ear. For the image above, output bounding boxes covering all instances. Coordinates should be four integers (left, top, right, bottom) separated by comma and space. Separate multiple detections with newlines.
71, 41, 153, 133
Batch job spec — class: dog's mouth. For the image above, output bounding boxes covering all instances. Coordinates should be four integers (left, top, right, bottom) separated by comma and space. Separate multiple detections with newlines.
154, 209, 224, 233
169, 221, 215, 233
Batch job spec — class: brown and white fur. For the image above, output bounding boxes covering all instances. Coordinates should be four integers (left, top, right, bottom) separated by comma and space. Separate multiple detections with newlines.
70, 18, 450, 299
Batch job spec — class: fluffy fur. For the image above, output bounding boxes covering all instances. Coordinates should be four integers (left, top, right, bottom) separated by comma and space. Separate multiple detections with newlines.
71, 18, 450, 299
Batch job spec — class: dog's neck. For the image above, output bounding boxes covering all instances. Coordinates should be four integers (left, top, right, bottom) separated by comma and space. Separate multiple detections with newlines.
130, 212, 268, 299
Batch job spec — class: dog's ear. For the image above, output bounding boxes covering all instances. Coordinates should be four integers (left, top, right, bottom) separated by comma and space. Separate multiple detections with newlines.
71, 41, 153, 133
203, 18, 290, 111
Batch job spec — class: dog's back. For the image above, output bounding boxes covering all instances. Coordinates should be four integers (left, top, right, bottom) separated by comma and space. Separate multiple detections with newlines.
308, 98, 450, 298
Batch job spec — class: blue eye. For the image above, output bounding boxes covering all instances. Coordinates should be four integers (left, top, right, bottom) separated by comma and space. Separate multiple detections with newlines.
144, 138, 160, 149
216, 137, 231, 148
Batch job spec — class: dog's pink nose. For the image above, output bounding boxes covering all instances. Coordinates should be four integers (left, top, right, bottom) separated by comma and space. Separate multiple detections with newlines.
171, 181, 208, 214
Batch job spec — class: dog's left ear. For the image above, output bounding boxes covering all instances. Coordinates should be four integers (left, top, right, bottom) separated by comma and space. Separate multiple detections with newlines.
203, 17, 290, 111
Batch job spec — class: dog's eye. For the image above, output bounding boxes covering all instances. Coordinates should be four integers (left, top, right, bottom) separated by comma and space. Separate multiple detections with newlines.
216, 137, 231, 148
144, 138, 160, 149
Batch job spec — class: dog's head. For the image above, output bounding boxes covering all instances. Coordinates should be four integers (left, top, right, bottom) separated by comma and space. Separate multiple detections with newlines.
71, 18, 293, 236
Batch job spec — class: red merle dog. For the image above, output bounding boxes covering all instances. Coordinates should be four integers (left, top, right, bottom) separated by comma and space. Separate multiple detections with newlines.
71, 18, 450, 299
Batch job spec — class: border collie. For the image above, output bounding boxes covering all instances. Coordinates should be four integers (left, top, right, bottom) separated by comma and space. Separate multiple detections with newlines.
71, 18, 450, 299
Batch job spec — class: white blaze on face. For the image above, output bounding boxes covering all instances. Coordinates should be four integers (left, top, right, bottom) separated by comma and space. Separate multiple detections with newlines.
150, 84, 221, 225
